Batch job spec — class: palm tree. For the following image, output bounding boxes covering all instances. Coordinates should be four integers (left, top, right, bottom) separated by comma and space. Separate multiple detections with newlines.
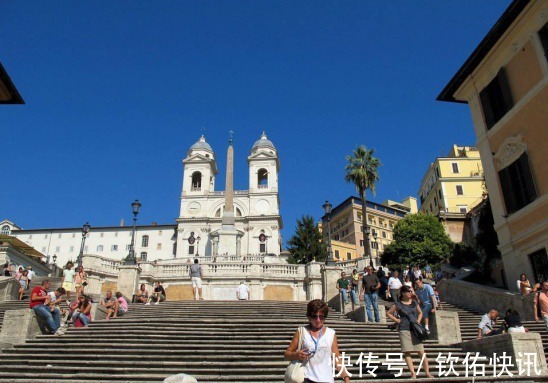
345, 145, 381, 266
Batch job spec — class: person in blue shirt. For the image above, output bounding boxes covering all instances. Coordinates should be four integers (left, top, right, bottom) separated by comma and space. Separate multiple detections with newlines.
414, 277, 436, 333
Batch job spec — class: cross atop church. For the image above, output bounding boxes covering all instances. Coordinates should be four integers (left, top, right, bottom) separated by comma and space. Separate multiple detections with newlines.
229, 130, 234, 145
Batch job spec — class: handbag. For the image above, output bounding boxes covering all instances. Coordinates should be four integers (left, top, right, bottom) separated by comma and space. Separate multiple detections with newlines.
284, 326, 305, 383
396, 302, 428, 341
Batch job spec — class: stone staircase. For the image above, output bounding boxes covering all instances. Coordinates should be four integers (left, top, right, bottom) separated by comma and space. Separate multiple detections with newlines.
0, 300, 547, 382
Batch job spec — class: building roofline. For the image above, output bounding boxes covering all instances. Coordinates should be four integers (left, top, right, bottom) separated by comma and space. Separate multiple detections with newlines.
437, 0, 531, 103
12, 224, 177, 233
0, 61, 24, 104
323, 196, 408, 220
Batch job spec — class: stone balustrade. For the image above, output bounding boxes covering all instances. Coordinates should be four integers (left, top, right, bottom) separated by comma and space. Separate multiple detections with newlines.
438, 277, 536, 321
0, 277, 21, 303
82, 254, 326, 301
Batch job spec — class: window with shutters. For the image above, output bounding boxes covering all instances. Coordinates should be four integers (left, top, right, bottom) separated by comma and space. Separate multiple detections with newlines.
498, 152, 537, 214
142, 235, 149, 247
479, 68, 513, 130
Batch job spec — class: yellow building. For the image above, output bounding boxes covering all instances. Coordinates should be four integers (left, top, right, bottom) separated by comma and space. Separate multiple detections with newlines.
418, 145, 485, 242
438, 0, 547, 287
322, 196, 416, 265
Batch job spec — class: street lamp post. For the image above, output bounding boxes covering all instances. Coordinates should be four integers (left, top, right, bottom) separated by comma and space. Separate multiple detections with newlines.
364, 226, 374, 267
77, 222, 91, 267
52, 254, 57, 265
372, 232, 378, 267
196, 235, 201, 256
323, 200, 336, 266
125, 199, 142, 265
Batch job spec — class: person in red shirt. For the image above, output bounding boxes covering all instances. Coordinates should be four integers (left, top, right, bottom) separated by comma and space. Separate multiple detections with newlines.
30, 279, 64, 335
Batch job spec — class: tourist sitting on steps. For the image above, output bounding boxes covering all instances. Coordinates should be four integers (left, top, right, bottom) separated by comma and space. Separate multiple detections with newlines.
517, 273, 536, 295
135, 283, 149, 304
47, 287, 68, 325
29, 279, 65, 336
504, 309, 526, 333
101, 290, 116, 309
146, 281, 166, 305
72, 295, 92, 327
106, 292, 128, 320
477, 309, 505, 338
284, 299, 351, 383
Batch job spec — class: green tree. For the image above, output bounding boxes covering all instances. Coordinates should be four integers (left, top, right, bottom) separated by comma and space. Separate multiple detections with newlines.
287, 215, 326, 264
381, 213, 452, 267
450, 242, 478, 268
344, 145, 381, 265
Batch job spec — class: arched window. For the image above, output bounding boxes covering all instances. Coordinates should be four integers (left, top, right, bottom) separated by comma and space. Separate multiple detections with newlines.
1, 225, 10, 235
191, 172, 202, 191
142, 235, 149, 247
259, 230, 267, 253
258, 168, 268, 188
216, 206, 243, 217
140, 252, 148, 261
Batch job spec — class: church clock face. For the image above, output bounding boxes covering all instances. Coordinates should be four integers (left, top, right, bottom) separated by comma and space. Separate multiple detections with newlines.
256, 199, 270, 213
187, 202, 201, 214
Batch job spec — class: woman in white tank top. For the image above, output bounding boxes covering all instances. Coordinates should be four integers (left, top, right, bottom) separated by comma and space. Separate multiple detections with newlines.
284, 299, 350, 383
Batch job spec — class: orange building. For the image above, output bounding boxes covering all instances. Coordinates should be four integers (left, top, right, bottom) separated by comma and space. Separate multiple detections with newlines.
438, 0, 547, 288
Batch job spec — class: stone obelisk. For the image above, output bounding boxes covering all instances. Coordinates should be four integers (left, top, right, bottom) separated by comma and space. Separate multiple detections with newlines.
217, 131, 239, 255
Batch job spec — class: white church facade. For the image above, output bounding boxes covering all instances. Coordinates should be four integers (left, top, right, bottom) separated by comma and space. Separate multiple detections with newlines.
1, 133, 283, 268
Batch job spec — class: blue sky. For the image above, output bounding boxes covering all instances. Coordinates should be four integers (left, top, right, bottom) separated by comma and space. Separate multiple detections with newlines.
1, 1, 511, 243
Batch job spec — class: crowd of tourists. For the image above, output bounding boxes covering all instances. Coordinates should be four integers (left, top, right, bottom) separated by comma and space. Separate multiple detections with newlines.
290, 264, 548, 381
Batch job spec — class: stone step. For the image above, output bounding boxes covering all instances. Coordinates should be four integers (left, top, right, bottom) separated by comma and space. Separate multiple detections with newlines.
0, 370, 544, 383
2, 297, 547, 383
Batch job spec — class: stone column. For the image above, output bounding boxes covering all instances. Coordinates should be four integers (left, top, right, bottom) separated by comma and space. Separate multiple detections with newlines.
117, 265, 141, 301
430, 310, 462, 345
322, 265, 343, 305
459, 333, 548, 375
218, 135, 239, 256
85, 275, 103, 297
0, 309, 42, 348
346, 304, 387, 323
224, 140, 234, 214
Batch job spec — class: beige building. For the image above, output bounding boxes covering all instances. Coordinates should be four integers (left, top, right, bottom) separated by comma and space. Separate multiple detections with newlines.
322, 196, 417, 265
438, 0, 547, 287
418, 145, 485, 242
